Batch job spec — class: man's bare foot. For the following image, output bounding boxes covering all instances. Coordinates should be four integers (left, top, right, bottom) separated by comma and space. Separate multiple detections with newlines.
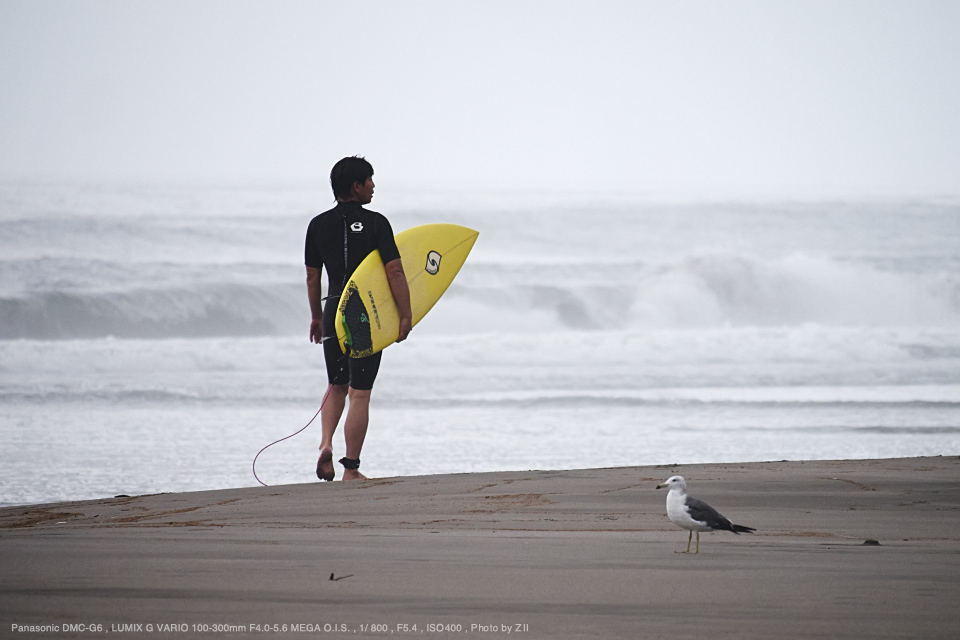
341, 469, 367, 481
316, 448, 335, 481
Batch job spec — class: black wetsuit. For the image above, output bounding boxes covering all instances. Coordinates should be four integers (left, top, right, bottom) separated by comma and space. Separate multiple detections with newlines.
304, 201, 401, 390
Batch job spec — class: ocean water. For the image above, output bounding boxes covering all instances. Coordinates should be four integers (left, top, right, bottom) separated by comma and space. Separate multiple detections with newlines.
1, 183, 959, 507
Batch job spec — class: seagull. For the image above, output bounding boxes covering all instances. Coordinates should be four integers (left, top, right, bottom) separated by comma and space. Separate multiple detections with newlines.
655, 475, 755, 553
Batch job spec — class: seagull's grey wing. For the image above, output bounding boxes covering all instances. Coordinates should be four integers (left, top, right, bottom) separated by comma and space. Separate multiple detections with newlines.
684, 495, 735, 532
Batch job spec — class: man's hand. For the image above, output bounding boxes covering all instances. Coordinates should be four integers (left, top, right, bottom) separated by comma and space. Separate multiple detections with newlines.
310, 318, 323, 344
397, 315, 412, 342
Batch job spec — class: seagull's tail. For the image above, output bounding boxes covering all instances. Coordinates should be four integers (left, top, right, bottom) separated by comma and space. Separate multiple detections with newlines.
731, 524, 756, 534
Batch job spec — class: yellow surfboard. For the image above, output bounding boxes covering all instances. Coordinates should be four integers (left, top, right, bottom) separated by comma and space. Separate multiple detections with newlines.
336, 223, 479, 357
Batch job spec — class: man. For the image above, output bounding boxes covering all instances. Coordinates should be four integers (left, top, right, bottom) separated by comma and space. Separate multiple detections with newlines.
304, 156, 412, 481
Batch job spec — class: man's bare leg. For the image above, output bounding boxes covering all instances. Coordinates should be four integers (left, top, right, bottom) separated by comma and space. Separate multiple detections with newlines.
342, 387, 371, 480
317, 384, 348, 481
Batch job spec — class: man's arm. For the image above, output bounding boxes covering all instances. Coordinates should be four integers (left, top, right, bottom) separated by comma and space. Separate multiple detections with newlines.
384, 258, 413, 342
306, 266, 324, 344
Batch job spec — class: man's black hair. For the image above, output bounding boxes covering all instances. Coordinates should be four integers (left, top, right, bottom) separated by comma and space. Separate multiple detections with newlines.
330, 156, 374, 201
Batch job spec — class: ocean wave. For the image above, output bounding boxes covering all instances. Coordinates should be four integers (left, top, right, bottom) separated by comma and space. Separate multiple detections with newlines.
2, 255, 959, 340
4, 384, 958, 408
0, 284, 306, 339
787, 426, 960, 434
386, 397, 960, 411
0, 389, 308, 405
1, 251, 958, 340
438, 252, 960, 332
390, 385, 960, 407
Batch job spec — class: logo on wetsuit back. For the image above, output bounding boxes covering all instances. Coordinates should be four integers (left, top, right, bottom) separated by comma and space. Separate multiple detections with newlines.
350, 222, 364, 232
425, 251, 442, 275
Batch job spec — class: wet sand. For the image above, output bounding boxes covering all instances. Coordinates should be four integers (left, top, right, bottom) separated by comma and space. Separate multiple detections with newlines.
2, 456, 959, 639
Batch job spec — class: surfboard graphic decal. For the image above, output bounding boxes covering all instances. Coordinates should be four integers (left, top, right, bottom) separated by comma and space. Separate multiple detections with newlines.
339, 282, 374, 357
426, 251, 441, 275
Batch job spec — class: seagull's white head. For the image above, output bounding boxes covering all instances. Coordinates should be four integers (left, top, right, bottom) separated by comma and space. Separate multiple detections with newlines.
656, 475, 687, 491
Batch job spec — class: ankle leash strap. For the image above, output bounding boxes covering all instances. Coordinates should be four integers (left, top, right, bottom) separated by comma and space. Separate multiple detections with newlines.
339, 457, 361, 470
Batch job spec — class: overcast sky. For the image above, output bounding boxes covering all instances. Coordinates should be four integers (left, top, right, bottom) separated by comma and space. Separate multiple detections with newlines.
1, 0, 958, 197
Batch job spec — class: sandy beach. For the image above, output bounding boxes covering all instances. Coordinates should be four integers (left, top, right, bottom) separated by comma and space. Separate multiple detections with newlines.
2, 456, 959, 639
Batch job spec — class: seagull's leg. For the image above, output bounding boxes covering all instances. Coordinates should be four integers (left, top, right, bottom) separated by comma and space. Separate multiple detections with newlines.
694, 532, 700, 554
683, 530, 692, 553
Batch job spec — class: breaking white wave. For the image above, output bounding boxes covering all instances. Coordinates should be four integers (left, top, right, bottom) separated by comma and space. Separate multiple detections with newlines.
429, 252, 960, 334
0, 283, 306, 339
2, 251, 957, 339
